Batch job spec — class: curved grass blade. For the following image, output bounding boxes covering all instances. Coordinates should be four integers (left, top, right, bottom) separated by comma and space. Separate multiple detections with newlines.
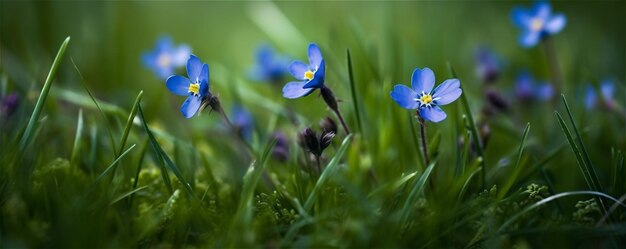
498, 123, 530, 199
304, 134, 354, 211
109, 90, 144, 181
400, 160, 436, 223
70, 109, 84, 166
138, 104, 194, 197
499, 191, 626, 233
70, 58, 119, 157
227, 138, 278, 247
94, 144, 137, 184
18, 36, 70, 151
109, 185, 150, 206
448, 64, 485, 188
346, 49, 363, 134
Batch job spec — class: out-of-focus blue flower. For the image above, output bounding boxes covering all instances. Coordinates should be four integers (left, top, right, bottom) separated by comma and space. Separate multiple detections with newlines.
232, 105, 254, 141
271, 132, 289, 162
515, 72, 554, 101
282, 43, 326, 99
142, 36, 191, 80
249, 44, 290, 83
511, 1, 566, 48
475, 46, 502, 84
165, 55, 210, 118
1, 92, 19, 118
585, 80, 616, 110
390, 68, 462, 123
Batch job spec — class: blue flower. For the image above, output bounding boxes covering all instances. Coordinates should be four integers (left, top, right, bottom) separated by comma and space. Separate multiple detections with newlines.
390, 68, 462, 123
232, 105, 254, 141
515, 72, 554, 101
165, 55, 210, 118
475, 46, 502, 84
142, 36, 191, 79
585, 80, 616, 110
511, 1, 566, 47
282, 43, 326, 99
249, 44, 290, 83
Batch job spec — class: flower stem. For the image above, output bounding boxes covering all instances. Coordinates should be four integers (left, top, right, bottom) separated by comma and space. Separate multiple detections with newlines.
208, 96, 255, 157
320, 86, 351, 135
542, 37, 563, 95
418, 115, 434, 191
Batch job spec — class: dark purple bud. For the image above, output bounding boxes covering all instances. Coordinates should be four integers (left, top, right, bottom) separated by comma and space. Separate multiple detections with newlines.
320, 86, 338, 111
475, 47, 501, 84
319, 131, 335, 151
319, 117, 337, 135
480, 122, 491, 148
485, 89, 509, 114
1, 93, 19, 118
301, 127, 321, 156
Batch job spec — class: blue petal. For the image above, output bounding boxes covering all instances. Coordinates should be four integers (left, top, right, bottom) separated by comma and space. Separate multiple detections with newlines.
173, 45, 191, 67
600, 80, 614, 100
390, 84, 419, 110
166, 75, 191, 96
535, 83, 554, 101
187, 55, 203, 82
142, 52, 156, 69
199, 64, 209, 85
308, 43, 323, 70
411, 68, 436, 93
585, 84, 596, 109
432, 79, 462, 106
545, 13, 566, 34
180, 95, 202, 118
257, 45, 274, 65
303, 60, 325, 89
199, 81, 209, 98
283, 81, 315, 99
156, 36, 173, 51
532, 2, 551, 19
419, 106, 447, 123
289, 61, 308, 80
511, 7, 531, 28
519, 31, 540, 48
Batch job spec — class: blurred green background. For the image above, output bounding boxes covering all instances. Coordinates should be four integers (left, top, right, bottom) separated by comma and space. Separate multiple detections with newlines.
1, 0, 625, 247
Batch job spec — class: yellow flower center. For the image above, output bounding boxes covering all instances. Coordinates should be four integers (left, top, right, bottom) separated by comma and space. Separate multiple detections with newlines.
420, 94, 433, 105
157, 53, 171, 68
188, 83, 200, 96
530, 18, 544, 31
304, 70, 315, 81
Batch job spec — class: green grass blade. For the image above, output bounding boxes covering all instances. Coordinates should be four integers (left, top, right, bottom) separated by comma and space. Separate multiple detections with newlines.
70, 109, 84, 166
109, 185, 150, 205
448, 64, 485, 188
70, 58, 119, 157
94, 144, 137, 184
109, 90, 143, 180
400, 160, 436, 223
499, 191, 625, 233
304, 134, 354, 211
346, 49, 363, 134
498, 123, 531, 199
137, 104, 194, 197
129, 140, 149, 209
227, 138, 278, 247
561, 95, 603, 192
18, 36, 70, 151
554, 111, 595, 190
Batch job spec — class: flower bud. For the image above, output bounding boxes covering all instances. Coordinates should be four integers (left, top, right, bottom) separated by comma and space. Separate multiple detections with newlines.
1, 93, 19, 118
319, 117, 337, 135
320, 86, 338, 111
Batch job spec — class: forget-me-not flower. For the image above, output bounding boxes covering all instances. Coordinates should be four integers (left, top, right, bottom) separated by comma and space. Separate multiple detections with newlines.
475, 46, 502, 84
585, 80, 616, 110
232, 105, 254, 141
142, 36, 191, 79
282, 43, 326, 99
249, 44, 290, 83
511, 1, 566, 48
515, 72, 553, 102
165, 55, 210, 118
390, 68, 462, 123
